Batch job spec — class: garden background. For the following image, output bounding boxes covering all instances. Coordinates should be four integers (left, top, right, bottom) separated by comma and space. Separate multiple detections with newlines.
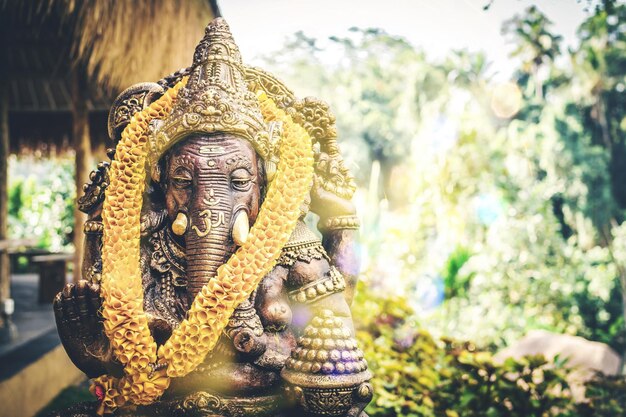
6, 1, 626, 416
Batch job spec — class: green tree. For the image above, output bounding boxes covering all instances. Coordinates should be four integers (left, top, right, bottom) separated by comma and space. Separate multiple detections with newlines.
328, 28, 429, 204
551, 1, 626, 357
261, 28, 450, 205
258, 3, 626, 357
8, 157, 75, 251
502, 5, 563, 100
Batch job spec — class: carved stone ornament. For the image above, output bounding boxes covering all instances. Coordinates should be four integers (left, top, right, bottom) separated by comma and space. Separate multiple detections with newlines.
52, 17, 371, 417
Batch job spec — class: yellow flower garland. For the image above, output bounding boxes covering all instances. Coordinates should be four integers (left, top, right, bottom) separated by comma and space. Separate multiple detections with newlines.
93, 83, 313, 414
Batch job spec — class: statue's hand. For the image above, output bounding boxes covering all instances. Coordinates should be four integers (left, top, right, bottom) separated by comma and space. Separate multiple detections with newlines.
53, 280, 119, 378
310, 152, 356, 220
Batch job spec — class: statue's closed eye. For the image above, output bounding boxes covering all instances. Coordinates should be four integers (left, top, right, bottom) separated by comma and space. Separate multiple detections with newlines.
172, 168, 193, 189
231, 168, 253, 191
173, 177, 192, 188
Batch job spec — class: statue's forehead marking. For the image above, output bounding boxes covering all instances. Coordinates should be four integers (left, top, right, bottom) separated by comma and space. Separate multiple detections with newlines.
199, 145, 225, 155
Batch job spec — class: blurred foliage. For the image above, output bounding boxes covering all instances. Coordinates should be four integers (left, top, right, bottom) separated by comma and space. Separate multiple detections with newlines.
442, 245, 473, 299
502, 5, 562, 99
576, 373, 626, 416
261, 2, 626, 354
262, 27, 446, 203
8, 156, 75, 252
354, 282, 626, 417
7, 1, 626, 415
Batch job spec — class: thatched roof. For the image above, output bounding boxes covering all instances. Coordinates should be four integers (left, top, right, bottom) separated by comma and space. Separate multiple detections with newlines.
1, 0, 219, 154
64, 0, 218, 90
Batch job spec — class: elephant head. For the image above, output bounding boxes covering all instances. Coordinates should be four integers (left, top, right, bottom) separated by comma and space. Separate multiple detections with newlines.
158, 132, 264, 297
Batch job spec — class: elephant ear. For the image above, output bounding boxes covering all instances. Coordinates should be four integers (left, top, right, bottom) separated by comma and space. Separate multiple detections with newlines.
140, 182, 168, 238
108, 83, 170, 238
264, 121, 283, 182
107, 82, 166, 147
245, 67, 356, 203
140, 208, 167, 238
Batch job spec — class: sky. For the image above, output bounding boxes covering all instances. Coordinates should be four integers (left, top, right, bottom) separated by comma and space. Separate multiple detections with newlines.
220, 0, 591, 80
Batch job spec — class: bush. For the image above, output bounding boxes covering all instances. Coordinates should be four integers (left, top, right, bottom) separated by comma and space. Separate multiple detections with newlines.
8, 156, 75, 252
353, 282, 626, 417
576, 374, 626, 417
435, 345, 572, 417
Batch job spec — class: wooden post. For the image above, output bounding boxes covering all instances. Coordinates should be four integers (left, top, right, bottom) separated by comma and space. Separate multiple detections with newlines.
0, 79, 10, 327
71, 69, 91, 282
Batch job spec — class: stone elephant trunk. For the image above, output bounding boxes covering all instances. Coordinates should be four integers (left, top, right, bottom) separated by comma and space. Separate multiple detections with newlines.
159, 134, 260, 298
184, 180, 236, 298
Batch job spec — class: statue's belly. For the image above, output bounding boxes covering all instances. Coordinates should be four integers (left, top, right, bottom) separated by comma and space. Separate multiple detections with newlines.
165, 330, 295, 398
166, 361, 282, 397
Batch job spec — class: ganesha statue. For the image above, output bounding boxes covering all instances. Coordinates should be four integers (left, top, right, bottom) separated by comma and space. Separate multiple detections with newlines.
51, 18, 372, 417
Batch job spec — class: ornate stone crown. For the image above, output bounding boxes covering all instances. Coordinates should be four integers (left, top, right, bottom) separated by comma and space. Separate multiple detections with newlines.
148, 18, 271, 169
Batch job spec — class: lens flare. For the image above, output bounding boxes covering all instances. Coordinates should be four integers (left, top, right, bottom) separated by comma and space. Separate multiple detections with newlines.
490, 82, 522, 119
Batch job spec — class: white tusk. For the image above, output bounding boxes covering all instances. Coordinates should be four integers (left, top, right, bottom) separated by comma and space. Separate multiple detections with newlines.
172, 212, 188, 236
232, 210, 249, 246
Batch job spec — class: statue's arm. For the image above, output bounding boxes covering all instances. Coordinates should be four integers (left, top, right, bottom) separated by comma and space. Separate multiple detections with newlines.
53, 162, 121, 378
53, 280, 122, 378
320, 229, 359, 304
78, 160, 110, 283
310, 152, 360, 304
282, 257, 372, 416
286, 258, 354, 334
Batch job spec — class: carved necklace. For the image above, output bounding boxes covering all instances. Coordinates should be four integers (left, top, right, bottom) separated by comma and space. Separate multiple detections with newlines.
150, 227, 186, 285
150, 227, 187, 327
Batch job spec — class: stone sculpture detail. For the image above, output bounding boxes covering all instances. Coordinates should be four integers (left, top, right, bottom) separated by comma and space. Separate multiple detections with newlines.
52, 18, 371, 417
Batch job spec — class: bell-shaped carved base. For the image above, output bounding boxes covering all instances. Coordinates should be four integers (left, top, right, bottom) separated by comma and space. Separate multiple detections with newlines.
46, 385, 371, 417
47, 390, 284, 417
283, 382, 372, 417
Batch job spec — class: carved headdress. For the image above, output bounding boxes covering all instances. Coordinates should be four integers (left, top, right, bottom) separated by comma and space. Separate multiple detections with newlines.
148, 18, 272, 174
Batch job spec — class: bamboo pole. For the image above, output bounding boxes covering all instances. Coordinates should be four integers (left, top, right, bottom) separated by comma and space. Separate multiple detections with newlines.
71, 68, 91, 282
